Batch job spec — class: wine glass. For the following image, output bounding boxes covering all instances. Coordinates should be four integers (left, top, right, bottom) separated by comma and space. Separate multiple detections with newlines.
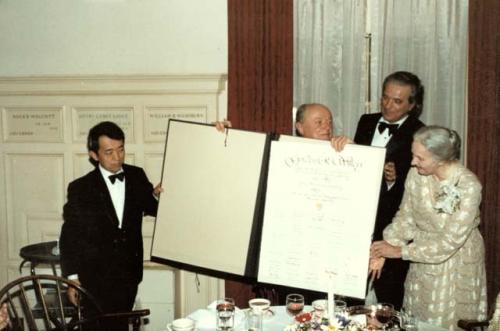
375, 303, 394, 331
216, 297, 235, 330
286, 293, 305, 317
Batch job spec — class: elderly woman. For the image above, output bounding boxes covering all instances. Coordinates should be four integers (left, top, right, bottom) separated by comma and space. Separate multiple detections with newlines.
370, 125, 487, 330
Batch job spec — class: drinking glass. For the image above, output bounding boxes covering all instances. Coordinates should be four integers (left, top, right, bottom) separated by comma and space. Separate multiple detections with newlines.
312, 299, 327, 319
246, 308, 263, 331
401, 309, 418, 331
334, 299, 347, 317
216, 297, 235, 331
375, 303, 394, 331
286, 293, 305, 317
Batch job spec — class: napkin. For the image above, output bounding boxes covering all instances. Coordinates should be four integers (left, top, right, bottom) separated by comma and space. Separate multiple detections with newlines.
187, 309, 216, 329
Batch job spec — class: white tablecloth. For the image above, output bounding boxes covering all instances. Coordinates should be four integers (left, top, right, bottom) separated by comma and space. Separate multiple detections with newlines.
185, 305, 299, 331
184, 305, 447, 331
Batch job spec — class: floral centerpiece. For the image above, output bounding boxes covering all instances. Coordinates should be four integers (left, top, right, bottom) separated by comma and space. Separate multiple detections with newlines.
284, 312, 344, 331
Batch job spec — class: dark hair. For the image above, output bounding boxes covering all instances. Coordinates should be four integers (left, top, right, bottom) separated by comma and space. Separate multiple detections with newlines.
87, 121, 125, 166
382, 71, 425, 118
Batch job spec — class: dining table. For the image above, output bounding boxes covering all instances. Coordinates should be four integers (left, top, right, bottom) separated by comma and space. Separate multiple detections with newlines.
182, 305, 448, 331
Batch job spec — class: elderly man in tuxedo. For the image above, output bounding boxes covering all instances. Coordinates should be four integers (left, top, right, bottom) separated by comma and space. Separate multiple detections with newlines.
356, 71, 425, 309
60, 121, 162, 331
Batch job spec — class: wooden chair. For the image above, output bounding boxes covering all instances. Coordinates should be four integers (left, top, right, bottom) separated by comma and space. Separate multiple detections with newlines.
458, 293, 500, 331
0, 274, 149, 331
457, 319, 490, 331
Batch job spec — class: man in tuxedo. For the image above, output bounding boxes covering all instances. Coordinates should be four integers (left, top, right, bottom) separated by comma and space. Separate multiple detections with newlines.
59, 121, 162, 330
354, 71, 425, 310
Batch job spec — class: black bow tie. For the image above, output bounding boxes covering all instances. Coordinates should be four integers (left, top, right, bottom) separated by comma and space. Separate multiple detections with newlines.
377, 122, 399, 135
109, 172, 125, 184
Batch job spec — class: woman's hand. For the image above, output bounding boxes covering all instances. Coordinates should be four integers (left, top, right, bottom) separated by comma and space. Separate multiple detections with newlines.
371, 240, 402, 259
369, 257, 385, 280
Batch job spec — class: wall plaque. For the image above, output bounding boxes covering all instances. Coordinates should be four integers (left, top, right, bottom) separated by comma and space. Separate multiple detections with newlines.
144, 106, 207, 142
73, 107, 134, 142
3, 107, 63, 142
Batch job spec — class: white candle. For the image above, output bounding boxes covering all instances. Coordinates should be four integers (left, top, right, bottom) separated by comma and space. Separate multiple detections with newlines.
328, 273, 335, 321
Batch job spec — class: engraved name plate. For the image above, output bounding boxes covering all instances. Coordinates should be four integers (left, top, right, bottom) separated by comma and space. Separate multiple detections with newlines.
144, 106, 207, 142
3, 107, 63, 142
73, 107, 134, 142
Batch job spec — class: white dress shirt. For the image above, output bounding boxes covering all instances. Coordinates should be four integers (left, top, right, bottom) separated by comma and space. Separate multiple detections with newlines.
370, 115, 409, 190
99, 165, 126, 228
370, 115, 409, 147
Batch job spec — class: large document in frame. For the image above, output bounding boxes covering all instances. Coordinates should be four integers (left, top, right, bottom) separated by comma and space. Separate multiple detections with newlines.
151, 120, 270, 277
258, 136, 386, 298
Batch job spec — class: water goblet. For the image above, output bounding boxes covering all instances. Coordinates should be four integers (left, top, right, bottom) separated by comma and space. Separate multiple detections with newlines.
286, 293, 305, 317
216, 297, 235, 331
375, 303, 395, 331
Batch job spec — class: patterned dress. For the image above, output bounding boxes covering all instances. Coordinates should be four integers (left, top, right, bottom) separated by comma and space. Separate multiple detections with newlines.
383, 165, 487, 331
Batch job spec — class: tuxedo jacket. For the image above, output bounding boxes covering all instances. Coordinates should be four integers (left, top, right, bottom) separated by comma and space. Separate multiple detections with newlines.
60, 164, 158, 293
354, 113, 424, 240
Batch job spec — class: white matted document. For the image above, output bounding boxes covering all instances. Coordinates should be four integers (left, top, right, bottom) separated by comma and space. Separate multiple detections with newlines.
151, 120, 270, 276
257, 136, 386, 298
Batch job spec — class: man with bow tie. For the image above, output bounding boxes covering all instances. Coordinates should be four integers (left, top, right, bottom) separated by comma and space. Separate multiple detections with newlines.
354, 71, 425, 309
59, 121, 162, 331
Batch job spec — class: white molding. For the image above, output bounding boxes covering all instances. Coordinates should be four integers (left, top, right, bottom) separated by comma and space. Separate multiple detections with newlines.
0, 74, 228, 96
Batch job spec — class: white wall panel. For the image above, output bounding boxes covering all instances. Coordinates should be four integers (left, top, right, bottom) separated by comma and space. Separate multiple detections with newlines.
5, 153, 65, 259
0, 74, 227, 330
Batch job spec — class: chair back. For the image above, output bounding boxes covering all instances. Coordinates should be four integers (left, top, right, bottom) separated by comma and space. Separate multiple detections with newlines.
0, 274, 150, 331
458, 292, 500, 331
0, 274, 101, 331
487, 293, 500, 331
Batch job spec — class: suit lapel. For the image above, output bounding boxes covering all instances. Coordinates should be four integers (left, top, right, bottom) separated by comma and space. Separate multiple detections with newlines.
122, 166, 134, 229
358, 114, 382, 145
91, 168, 120, 227
385, 116, 417, 158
